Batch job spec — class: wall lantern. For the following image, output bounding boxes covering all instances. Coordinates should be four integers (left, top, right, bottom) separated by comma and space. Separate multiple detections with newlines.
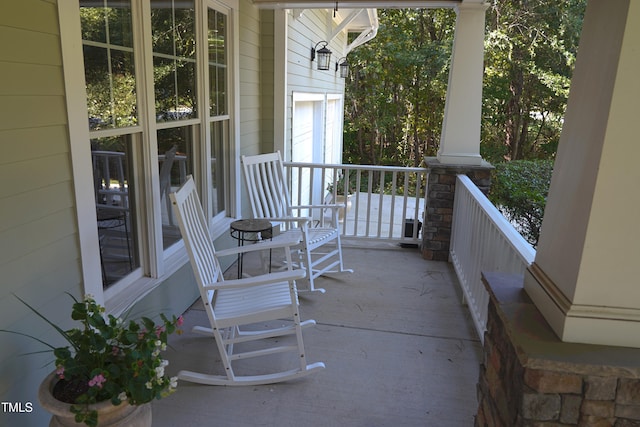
311, 41, 332, 71
336, 57, 349, 78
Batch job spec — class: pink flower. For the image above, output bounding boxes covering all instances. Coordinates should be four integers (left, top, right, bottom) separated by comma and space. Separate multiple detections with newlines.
155, 325, 165, 338
88, 374, 106, 389
177, 316, 184, 327
111, 346, 120, 356
55, 365, 65, 379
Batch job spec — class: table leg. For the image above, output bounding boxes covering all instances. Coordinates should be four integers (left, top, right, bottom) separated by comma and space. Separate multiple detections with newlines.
237, 232, 243, 278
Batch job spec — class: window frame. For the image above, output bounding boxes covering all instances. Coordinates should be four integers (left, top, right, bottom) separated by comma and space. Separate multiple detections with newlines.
59, 0, 240, 314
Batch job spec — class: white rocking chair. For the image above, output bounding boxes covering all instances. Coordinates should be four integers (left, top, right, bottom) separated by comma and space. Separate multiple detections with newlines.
169, 176, 325, 385
241, 152, 353, 293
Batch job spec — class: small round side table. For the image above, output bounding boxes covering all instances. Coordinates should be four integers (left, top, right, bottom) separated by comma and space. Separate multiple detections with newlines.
230, 219, 273, 277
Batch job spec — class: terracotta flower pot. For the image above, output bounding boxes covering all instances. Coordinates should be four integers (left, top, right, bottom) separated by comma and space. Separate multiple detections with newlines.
38, 372, 152, 427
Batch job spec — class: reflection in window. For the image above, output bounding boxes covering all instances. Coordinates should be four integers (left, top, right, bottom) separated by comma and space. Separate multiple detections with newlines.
91, 136, 139, 288
208, 9, 227, 116
81, 0, 137, 130
157, 127, 193, 249
208, 7, 228, 219
210, 121, 227, 216
151, 0, 197, 122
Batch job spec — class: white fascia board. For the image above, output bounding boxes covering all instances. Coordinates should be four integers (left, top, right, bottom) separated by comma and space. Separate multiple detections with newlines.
253, 1, 461, 9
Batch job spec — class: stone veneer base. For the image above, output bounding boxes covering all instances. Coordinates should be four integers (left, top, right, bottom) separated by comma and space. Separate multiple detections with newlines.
477, 271, 640, 427
421, 157, 493, 261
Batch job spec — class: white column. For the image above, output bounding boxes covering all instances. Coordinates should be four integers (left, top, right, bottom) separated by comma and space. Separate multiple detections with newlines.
437, 2, 489, 166
524, 0, 640, 348
273, 9, 288, 156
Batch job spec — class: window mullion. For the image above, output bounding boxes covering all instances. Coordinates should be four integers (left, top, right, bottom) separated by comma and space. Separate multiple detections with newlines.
197, 0, 212, 218
137, 0, 164, 278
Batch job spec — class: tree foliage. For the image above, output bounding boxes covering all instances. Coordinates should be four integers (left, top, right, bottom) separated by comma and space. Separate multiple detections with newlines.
488, 160, 554, 246
344, 2, 586, 166
344, 3, 586, 242
482, 0, 586, 163
344, 9, 456, 167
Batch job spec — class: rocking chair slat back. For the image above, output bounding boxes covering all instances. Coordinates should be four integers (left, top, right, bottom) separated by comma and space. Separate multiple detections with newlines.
169, 176, 222, 294
241, 152, 353, 293
244, 152, 291, 219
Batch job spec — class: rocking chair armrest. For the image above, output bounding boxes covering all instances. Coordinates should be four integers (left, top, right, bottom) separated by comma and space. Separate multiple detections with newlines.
318, 203, 346, 210
203, 269, 306, 290
215, 234, 302, 258
291, 203, 345, 211
259, 216, 313, 227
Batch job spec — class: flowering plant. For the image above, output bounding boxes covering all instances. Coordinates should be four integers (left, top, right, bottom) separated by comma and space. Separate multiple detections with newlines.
2, 294, 183, 427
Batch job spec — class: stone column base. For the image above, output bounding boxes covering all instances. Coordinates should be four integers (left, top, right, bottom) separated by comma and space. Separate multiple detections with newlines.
421, 157, 493, 261
477, 271, 640, 426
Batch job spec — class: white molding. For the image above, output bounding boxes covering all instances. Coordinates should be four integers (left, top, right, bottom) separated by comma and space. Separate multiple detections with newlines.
57, 0, 104, 305
525, 263, 640, 348
293, 91, 326, 101
436, 152, 485, 165
137, 0, 163, 278
229, 0, 241, 219
273, 9, 288, 155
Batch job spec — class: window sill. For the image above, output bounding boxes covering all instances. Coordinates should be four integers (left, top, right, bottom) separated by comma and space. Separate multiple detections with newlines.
104, 216, 237, 316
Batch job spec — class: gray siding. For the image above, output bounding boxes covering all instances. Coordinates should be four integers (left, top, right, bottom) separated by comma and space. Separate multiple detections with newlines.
239, 0, 263, 156
260, 9, 275, 152
285, 9, 347, 152
0, 1, 82, 425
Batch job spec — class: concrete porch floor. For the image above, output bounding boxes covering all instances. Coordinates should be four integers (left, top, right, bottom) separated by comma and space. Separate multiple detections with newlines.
153, 242, 482, 426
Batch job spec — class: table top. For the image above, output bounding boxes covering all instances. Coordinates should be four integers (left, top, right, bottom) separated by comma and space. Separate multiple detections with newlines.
230, 219, 272, 233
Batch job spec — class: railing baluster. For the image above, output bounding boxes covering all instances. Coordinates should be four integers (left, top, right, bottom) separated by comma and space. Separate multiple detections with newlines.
450, 174, 536, 343
283, 161, 428, 244
365, 170, 373, 237
401, 172, 409, 237
376, 171, 385, 239
389, 171, 397, 239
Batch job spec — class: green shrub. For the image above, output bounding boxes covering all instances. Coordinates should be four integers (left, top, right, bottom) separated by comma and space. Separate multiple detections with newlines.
489, 160, 554, 246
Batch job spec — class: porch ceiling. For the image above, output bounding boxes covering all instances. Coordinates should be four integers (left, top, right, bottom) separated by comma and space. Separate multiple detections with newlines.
253, 0, 466, 9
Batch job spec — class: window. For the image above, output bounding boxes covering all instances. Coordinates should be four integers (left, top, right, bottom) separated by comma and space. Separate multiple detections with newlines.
76, 0, 236, 294
151, 0, 197, 249
81, 0, 141, 287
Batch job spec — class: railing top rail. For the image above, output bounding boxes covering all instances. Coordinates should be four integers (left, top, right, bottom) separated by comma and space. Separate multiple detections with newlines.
456, 174, 536, 263
284, 161, 427, 174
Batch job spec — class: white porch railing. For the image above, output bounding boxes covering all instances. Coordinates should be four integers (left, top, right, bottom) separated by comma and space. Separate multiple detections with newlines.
450, 174, 536, 343
283, 162, 428, 244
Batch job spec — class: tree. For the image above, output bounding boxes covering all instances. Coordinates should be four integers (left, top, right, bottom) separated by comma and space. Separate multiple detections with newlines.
481, 0, 586, 163
345, 2, 585, 166
344, 9, 456, 167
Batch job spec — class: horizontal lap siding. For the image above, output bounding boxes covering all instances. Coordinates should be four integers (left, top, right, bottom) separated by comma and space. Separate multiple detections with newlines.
259, 10, 274, 151
239, 0, 263, 155
0, 3, 80, 424
286, 9, 346, 151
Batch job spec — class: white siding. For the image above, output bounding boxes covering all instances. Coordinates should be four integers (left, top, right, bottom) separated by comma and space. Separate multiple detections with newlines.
285, 9, 347, 161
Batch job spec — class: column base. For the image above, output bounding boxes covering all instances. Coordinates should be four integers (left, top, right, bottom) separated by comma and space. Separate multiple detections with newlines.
421, 158, 493, 260
436, 151, 486, 166
524, 262, 640, 348
477, 271, 640, 426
